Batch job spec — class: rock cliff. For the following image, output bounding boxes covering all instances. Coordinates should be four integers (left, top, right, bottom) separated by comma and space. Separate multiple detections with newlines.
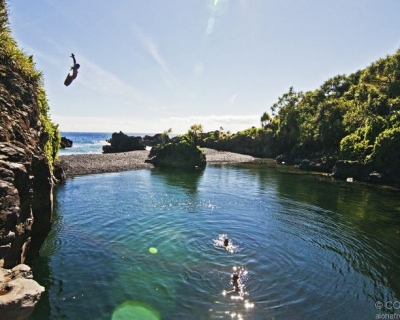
0, 54, 53, 269
1, 0, 59, 317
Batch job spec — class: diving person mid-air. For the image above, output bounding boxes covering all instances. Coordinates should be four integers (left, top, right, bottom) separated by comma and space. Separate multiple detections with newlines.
64, 53, 80, 86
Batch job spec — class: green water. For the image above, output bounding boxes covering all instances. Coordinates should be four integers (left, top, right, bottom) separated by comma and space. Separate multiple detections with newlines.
31, 163, 400, 319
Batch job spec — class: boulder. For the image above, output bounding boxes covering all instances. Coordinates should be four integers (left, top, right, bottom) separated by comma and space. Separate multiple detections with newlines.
142, 134, 168, 147
60, 137, 73, 148
369, 171, 385, 183
276, 153, 291, 164
102, 131, 145, 153
0, 264, 44, 320
330, 160, 368, 180
146, 141, 206, 169
298, 158, 336, 173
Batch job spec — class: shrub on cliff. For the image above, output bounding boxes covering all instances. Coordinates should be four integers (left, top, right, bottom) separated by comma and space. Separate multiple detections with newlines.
0, 0, 60, 167
37, 87, 61, 166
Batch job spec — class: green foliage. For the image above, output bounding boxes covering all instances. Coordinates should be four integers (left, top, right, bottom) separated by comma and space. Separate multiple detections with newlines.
160, 128, 172, 144
184, 123, 204, 145
0, 4, 43, 86
198, 47, 400, 169
339, 130, 371, 162
260, 111, 272, 127
37, 88, 61, 168
0, 1, 59, 167
250, 47, 400, 169
270, 87, 303, 153
370, 127, 400, 169
149, 138, 206, 169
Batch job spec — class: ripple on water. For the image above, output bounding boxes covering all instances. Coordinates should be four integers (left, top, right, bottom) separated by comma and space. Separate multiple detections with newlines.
31, 167, 400, 320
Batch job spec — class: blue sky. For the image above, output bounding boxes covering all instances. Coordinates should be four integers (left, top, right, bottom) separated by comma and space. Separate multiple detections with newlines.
8, 0, 400, 134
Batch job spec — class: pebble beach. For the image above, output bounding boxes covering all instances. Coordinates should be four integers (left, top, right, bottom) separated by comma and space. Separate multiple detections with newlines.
58, 148, 259, 178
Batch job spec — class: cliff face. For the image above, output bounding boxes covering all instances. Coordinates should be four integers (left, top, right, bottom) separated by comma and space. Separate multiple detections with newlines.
0, 64, 53, 268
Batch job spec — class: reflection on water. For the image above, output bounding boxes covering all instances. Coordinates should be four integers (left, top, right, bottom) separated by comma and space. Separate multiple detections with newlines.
31, 164, 400, 319
150, 167, 204, 194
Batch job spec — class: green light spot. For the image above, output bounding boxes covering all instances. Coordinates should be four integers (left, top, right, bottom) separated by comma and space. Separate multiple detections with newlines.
112, 301, 160, 320
149, 247, 158, 254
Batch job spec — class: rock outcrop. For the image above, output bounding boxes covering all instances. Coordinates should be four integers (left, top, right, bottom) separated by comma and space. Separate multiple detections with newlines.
0, 264, 44, 320
102, 131, 145, 153
60, 136, 73, 148
330, 160, 370, 181
143, 133, 169, 147
1, 1, 57, 316
0, 66, 53, 268
146, 141, 206, 169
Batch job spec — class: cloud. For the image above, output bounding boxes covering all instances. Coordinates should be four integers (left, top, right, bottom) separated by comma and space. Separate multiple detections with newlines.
230, 93, 239, 104
52, 115, 138, 133
160, 114, 260, 132
52, 113, 260, 134
134, 29, 177, 88
137, 34, 169, 74
77, 56, 144, 102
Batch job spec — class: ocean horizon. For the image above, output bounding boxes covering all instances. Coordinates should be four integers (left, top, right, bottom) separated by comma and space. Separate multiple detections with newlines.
59, 132, 157, 155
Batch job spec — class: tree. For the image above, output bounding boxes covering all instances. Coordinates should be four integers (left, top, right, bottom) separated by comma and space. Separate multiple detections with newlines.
185, 124, 203, 145
260, 111, 272, 127
370, 127, 400, 169
161, 128, 172, 143
271, 87, 303, 153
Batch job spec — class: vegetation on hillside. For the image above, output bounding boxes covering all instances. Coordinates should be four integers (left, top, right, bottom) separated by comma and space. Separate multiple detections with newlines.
0, 0, 60, 167
200, 48, 400, 172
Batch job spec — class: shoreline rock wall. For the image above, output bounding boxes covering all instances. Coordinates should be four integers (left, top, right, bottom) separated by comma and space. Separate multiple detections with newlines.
0, 44, 53, 320
1, 65, 53, 269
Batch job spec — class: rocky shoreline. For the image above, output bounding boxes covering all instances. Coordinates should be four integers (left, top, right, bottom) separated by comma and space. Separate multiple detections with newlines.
58, 148, 259, 178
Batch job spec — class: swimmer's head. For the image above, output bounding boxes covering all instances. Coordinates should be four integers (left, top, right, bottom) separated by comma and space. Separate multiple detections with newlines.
224, 238, 229, 247
231, 273, 240, 286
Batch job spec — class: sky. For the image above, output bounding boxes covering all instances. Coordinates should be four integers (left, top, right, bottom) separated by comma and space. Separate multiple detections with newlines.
7, 0, 400, 134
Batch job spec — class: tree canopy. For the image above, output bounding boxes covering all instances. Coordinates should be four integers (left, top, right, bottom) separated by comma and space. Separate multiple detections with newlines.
261, 48, 400, 169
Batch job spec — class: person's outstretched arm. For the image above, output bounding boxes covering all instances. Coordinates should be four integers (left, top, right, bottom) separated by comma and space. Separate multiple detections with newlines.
71, 53, 76, 66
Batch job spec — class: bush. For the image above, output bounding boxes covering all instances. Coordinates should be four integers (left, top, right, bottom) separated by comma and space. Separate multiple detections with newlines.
370, 127, 400, 169
1, 1, 59, 167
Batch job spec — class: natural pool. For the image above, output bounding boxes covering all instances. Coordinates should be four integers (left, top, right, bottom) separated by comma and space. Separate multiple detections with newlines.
31, 164, 400, 319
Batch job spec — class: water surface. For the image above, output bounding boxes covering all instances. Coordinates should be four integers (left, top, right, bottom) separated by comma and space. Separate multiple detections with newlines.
31, 164, 400, 319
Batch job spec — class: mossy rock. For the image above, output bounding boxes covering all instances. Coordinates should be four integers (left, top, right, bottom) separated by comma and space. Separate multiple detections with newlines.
146, 142, 206, 169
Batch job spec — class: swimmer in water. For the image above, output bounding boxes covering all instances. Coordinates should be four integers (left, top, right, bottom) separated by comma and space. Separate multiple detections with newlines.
231, 273, 240, 291
223, 238, 230, 247
223, 266, 248, 297
224, 272, 243, 295
213, 234, 238, 253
